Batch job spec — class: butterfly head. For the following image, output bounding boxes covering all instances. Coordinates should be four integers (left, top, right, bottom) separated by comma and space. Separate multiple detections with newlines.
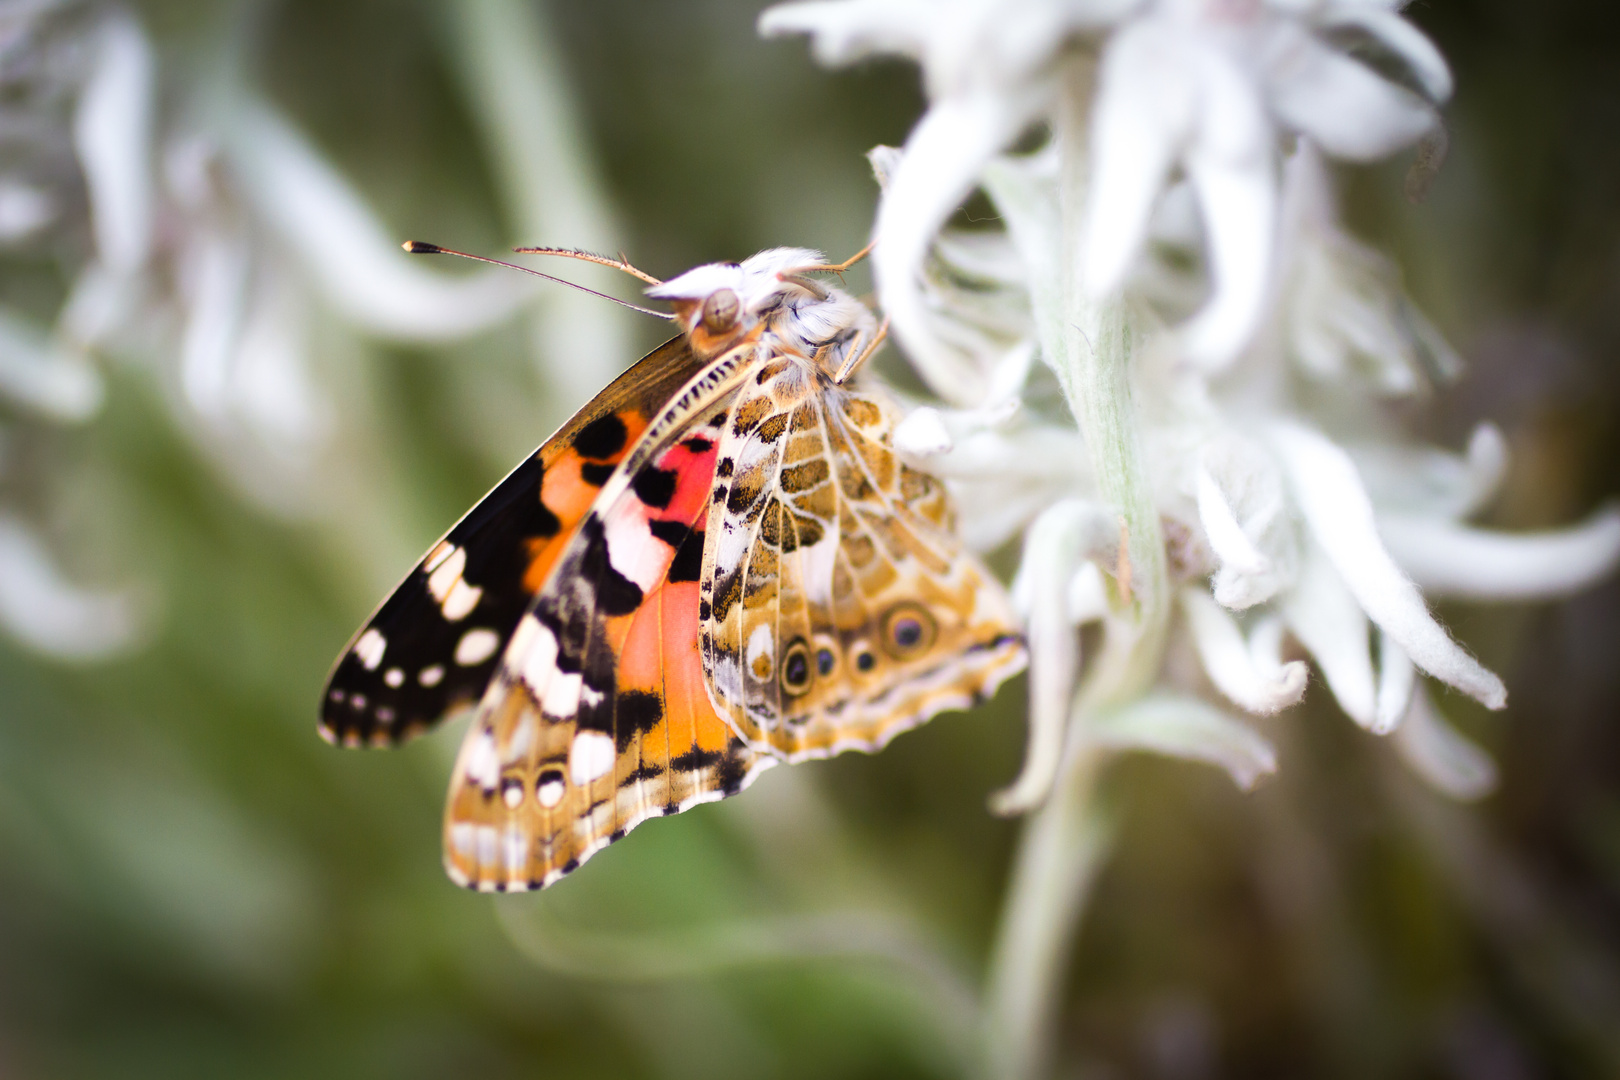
648, 248, 877, 375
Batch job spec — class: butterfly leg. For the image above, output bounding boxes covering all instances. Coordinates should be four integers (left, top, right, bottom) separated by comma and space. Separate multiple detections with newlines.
832, 317, 889, 384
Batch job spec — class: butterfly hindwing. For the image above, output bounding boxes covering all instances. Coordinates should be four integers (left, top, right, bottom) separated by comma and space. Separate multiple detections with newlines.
322, 245, 1031, 894
443, 346, 770, 891
700, 358, 1026, 760
319, 336, 710, 747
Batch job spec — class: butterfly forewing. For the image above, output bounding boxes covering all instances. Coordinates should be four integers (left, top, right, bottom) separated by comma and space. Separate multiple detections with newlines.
320, 337, 710, 747
322, 245, 1029, 894
699, 360, 1026, 760
443, 345, 771, 891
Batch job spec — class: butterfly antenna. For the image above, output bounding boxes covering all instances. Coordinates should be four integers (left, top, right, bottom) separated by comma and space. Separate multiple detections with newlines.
798, 240, 874, 277
402, 241, 673, 320
511, 245, 663, 286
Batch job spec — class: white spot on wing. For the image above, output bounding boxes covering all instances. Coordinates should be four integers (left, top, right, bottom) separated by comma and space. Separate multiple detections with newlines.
476, 826, 498, 869
517, 618, 559, 696
419, 664, 445, 687
383, 667, 404, 688
455, 628, 499, 666
746, 623, 774, 680
502, 781, 524, 809
426, 545, 466, 602
450, 822, 475, 857
799, 533, 839, 605
504, 826, 527, 872
542, 671, 582, 718
353, 628, 386, 670
465, 729, 499, 790
714, 516, 752, 577
441, 578, 483, 621
537, 774, 565, 808
711, 653, 745, 707
570, 730, 615, 786
602, 501, 674, 593
503, 712, 537, 764
424, 540, 456, 573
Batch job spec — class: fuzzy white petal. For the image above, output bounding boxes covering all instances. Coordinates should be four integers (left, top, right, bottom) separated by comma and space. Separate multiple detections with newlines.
893, 407, 954, 456
0, 309, 104, 422
875, 89, 1050, 404
1270, 421, 1506, 710
1196, 439, 1294, 609
1196, 462, 1267, 576
1182, 132, 1276, 369
1379, 508, 1620, 601
1182, 588, 1306, 715
1263, 30, 1436, 161
758, 0, 931, 67
1066, 561, 1110, 625
1089, 693, 1277, 791
1282, 542, 1376, 727
1318, 7, 1453, 103
996, 501, 1110, 814
73, 13, 154, 273
1350, 423, 1508, 521
1392, 683, 1497, 801
224, 102, 530, 341
0, 180, 55, 241
0, 515, 144, 661
1374, 632, 1415, 735
1082, 19, 1195, 298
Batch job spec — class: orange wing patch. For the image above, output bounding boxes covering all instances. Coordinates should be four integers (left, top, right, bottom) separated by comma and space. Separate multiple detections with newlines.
321, 337, 706, 748
443, 405, 771, 891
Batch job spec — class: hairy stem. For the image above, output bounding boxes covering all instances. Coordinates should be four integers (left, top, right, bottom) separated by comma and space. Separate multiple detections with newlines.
981, 755, 1116, 1080
980, 56, 1170, 1080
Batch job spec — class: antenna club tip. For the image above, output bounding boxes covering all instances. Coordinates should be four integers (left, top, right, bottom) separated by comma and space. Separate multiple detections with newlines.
403, 240, 442, 254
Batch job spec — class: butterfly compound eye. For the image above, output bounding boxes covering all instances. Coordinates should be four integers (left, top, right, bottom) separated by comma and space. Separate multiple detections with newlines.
701, 288, 740, 334
882, 602, 936, 659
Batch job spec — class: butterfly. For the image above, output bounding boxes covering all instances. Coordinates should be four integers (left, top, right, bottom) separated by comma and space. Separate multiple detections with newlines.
320, 245, 1027, 892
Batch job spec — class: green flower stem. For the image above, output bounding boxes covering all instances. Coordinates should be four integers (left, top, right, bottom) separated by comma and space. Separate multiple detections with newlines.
980, 57, 1170, 1080
980, 756, 1116, 1080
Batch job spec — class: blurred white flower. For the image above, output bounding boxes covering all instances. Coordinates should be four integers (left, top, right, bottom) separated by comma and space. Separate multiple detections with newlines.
851, 120, 1620, 810
1083, 0, 1447, 368
764, 0, 1451, 387
0, 513, 145, 661
770, 0, 1620, 814
1279, 145, 1461, 394
838, 55, 1620, 1060
0, 179, 55, 240
0, 0, 634, 654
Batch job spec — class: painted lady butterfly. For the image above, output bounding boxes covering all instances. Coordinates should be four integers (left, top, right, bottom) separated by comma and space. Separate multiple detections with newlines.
320, 246, 1026, 891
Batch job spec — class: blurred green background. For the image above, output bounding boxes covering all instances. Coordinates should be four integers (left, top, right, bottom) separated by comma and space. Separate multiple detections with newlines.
1, 1, 1618, 1077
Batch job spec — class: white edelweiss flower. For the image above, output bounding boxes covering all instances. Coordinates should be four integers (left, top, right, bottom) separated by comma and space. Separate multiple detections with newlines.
864, 144, 1039, 406
766, 0, 1450, 384
871, 128, 1618, 808
774, 6, 1617, 1071
763, 0, 1125, 400
1278, 143, 1461, 395
1083, 0, 1449, 369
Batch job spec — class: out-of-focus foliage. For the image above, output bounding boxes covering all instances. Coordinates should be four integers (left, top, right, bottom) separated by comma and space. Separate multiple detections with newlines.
0, 1, 1616, 1078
